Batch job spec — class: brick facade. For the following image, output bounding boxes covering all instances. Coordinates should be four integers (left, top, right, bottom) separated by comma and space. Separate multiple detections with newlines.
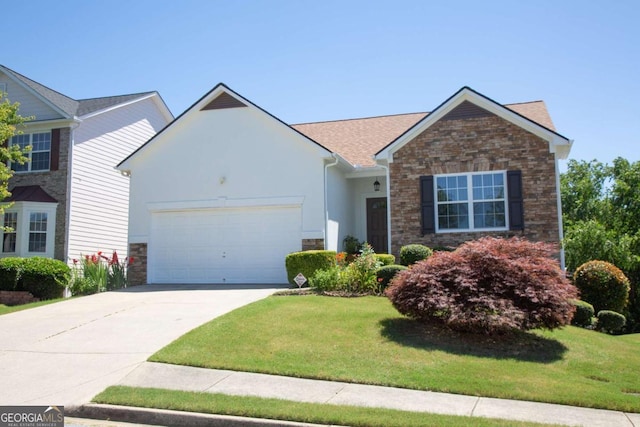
9, 127, 71, 261
0, 290, 39, 305
389, 114, 559, 256
128, 243, 148, 286
301, 238, 324, 251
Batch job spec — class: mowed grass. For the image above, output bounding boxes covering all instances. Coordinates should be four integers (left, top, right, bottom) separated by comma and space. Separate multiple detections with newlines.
150, 295, 640, 413
0, 297, 66, 316
95, 386, 558, 427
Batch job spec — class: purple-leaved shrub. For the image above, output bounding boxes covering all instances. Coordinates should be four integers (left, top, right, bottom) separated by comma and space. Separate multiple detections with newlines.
386, 237, 578, 334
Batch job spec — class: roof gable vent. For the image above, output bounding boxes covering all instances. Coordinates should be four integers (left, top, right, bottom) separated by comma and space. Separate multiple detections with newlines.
201, 91, 247, 111
441, 100, 494, 121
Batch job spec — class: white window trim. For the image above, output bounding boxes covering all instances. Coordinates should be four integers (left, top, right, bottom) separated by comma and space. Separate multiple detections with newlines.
0, 202, 58, 258
10, 131, 52, 173
434, 171, 509, 234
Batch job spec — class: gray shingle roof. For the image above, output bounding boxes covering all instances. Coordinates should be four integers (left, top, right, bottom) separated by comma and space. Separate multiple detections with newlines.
1, 64, 156, 119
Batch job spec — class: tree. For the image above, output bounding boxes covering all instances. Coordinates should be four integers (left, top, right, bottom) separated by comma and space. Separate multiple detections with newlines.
609, 158, 640, 236
0, 92, 31, 215
560, 159, 609, 228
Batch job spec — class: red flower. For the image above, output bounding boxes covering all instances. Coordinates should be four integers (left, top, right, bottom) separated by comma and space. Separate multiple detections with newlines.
129, 257, 134, 265
73, 259, 78, 265
112, 251, 119, 265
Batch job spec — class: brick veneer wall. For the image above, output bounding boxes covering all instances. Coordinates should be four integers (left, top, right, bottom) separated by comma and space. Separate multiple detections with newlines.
389, 114, 560, 256
9, 127, 71, 260
128, 243, 147, 286
302, 238, 324, 251
0, 291, 39, 305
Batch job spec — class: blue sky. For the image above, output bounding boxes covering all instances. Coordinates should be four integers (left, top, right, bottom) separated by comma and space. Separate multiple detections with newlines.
4, 1, 639, 169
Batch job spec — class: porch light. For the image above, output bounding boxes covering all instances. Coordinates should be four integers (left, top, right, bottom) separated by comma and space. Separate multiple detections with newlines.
374, 178, 381, 192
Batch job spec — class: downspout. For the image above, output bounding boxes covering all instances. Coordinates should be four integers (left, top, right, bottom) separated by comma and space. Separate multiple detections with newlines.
324, 154, 339, 250
555, 156, 566, 270
64, 118, 82, 263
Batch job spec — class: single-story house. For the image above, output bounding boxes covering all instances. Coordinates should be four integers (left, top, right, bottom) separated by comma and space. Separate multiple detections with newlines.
118, 84, 572, 285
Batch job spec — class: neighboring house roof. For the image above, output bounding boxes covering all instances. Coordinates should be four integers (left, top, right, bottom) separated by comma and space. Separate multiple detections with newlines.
0, 64, 170, 121
5, 185, 57, 203
293, 99, 559, 167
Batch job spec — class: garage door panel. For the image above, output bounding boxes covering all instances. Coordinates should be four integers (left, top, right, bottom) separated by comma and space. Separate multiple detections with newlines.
149, 206, 302, 284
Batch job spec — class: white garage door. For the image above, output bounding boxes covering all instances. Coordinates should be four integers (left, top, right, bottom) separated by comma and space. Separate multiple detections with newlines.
149, 206, 302, 284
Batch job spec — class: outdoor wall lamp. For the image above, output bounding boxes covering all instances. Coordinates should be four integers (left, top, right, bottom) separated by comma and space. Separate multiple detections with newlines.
374, 178, 381, 192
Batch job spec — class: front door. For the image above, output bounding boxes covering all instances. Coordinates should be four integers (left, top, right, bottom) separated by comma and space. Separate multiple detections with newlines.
367, 197, 388, 253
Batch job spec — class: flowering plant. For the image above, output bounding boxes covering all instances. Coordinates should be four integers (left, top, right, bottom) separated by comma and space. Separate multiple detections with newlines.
70, 250, 133, 296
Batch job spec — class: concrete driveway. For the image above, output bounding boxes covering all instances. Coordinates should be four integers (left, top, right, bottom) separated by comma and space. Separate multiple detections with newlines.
0, 284, 281, 407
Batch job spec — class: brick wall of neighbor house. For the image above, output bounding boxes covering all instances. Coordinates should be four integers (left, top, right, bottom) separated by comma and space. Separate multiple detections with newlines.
9, 127, 71, 260
128, 243, 147, 286
389, 115, 559, 256
302, 238, 324, 251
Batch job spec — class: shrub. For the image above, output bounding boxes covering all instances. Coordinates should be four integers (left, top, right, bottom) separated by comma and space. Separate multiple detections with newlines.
0, 257, 25, 291
571, 299, 595, 327
285, 250, 337, 286
343, 235, 362, 254
19, 257, 70, 300
386, 237, 578, 335
309, 265, 342, 292
69, 276, 100, 296
564, 220, 635, 273
596, 310, 626, 334
376, 265, 408, 291
399, 244, 433, 266
343, 244, 381, 293
573, 260, 630, 313
375, 254, 395, 266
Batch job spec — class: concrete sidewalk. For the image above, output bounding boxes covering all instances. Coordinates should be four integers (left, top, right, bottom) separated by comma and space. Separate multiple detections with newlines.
75, 361, 638, 427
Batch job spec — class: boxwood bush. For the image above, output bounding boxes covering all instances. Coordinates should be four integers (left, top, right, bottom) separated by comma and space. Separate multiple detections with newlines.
571, 299, 595, 328
285, 250, 337, 286
375, 254, 395, 266
596, 310, 626, 334
0, 257, 25, 291
19, 257, 70, 300
376, 264, 408, 291
387, 237, 578, 335
573, 260, 630, 313
399, 244, 433, 266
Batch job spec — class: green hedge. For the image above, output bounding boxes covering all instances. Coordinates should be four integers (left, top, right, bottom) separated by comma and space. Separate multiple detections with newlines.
376, 264, 408, 290
0, 257, 25, 291
375, 254, 395, 266
571, 299, 595, 327
399, 244, 433, 266
285, 250, 337, 286
597, 310, 626, 334
19, 257, 70, 300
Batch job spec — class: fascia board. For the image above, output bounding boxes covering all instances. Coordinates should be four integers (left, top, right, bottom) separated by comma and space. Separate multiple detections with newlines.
0, 66, 72, 119
79, 92, 173, 121
376, 88, 571, 162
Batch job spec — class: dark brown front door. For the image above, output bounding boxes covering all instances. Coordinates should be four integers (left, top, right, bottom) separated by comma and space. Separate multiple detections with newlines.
367, 197, 388, 253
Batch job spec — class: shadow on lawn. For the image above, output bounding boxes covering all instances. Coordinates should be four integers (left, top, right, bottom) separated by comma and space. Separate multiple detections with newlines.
379, 318, 567, 363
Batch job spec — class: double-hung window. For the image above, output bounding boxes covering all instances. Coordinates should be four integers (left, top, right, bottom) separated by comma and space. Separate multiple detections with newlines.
435, 171, 507, 232
2, 212, 17, 253
10, 132, 51, 172
28, 212, 48, 252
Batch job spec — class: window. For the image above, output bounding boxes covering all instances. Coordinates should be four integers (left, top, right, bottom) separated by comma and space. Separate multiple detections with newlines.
10, 132, 51, 172
2, 212, 17, 253
435, 172, 507, 232
28, 212, 47, 252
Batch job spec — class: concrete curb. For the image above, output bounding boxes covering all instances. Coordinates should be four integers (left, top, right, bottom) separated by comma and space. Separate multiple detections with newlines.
67, 403, 339, 427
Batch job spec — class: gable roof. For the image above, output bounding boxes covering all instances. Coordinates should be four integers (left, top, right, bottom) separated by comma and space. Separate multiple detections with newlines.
0, 64, 169, 121
374, 86, 571, 163
118, 83, 331, 170
292, 95, 565, 167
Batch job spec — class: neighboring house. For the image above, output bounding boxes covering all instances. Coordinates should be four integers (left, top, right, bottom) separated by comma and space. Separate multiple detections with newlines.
0, 65, 173, 263
118, 84, 572, 285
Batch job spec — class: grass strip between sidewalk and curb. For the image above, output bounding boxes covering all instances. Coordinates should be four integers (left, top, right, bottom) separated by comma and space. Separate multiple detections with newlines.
94, 386, 559, 427
149, 295, 640, 413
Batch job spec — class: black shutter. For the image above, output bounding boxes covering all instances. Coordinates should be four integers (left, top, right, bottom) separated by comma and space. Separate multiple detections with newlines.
420, 176, 435, 234
50, 128, 60, 171
507, 170, 524, 231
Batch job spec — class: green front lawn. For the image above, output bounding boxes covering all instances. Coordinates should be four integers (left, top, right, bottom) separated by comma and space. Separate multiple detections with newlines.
95, 386, 558, 427
150, 295, 640, 413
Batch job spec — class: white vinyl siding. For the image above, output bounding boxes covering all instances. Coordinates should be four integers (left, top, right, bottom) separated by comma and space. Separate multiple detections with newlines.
0, 72, 64, 120
67, 98, 170, 261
